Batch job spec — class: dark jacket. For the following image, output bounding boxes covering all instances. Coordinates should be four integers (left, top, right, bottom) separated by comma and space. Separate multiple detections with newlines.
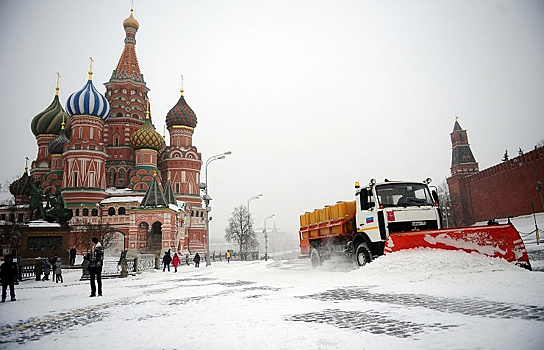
0, 258, 18, 283
163, 254, 172, 265
89, 243, 104, 269
193, 253, 200, 263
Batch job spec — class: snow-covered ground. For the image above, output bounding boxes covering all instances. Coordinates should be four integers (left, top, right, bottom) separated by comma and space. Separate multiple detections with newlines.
1, 214, 543, 349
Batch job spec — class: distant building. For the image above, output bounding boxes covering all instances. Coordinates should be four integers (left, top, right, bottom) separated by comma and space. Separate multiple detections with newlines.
2, 9, 206, 258
446, 118, 544, 226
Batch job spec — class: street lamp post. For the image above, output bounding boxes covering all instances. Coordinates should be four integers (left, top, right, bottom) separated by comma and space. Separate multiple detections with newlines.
246, 194, 262, 260
203, 151, 231, 266
263, 214, 275, 261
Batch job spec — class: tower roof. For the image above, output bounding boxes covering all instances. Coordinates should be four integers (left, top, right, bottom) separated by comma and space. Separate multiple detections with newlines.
110, 9, 143, 82
163, 178, 177, 205
165, 92, 197, 129
48, 118, 69, 155
130, 102, 165, 151
66, 61, 110, 120
123, 8, 139, 30
140, 175, 168, 207
9, 168, 31, 198
31, 80, 71, 137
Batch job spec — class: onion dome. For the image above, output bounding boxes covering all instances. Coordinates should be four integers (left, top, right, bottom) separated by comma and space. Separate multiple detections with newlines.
9, 168, 31, 199
48, 119, 69, 155
130, 105, 166, 152
31, 85, 71, 137
165, 88, 197, 129
123, 8, 139, 30
66, 63, 110, 120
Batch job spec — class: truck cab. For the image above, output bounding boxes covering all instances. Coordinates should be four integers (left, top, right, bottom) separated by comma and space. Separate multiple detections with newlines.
352, 179, 441, 265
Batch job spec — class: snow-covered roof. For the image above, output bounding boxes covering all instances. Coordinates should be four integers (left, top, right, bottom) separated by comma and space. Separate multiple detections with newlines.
101, 196, 144, 205
27, 220, 61, 228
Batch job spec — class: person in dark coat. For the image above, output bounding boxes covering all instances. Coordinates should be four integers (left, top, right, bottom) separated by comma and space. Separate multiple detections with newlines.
89, 237, 104, 297
42, 257, 51, 281
0, 255, 17, 302
162, 252, 172, 272
193, 253, 200, 268
69, 247, 77, 266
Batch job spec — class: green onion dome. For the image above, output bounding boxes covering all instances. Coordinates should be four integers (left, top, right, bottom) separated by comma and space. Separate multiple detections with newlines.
130, 117, 165, 152
9, 170, 31, 198
31, 92, 71, 137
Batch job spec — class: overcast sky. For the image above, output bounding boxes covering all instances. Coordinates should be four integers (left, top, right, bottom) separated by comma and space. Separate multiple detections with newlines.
0, 0, 543, 238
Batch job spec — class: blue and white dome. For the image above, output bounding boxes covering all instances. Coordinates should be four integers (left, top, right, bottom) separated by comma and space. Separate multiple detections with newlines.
66, 79, 110, 120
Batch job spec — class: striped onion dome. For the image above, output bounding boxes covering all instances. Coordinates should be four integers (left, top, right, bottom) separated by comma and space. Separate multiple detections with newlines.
66, 78, 110, 120
165, 92, 197, 129
31, 94, 71, 136
48, 125, 69, 155
130, 118, 165, 152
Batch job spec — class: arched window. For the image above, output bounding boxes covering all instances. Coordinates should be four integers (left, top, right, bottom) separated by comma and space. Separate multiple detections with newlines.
83, 208, 89, 216
118, 207, 126, 215
119, 169, 125, 180
151, 222, 162, 235
91, 209, 99, 217
108, 207, 116, 216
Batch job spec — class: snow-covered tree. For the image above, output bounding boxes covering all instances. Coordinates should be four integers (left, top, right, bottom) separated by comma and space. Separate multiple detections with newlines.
224, 205, 258, 260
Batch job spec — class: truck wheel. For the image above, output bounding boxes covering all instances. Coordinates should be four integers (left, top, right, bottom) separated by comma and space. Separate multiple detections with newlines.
310, 245, 322, 267
355, 242, 372, 267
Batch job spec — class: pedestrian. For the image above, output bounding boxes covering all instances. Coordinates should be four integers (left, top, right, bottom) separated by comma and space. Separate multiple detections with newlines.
172, 253, 180, 272
42, 257, 51, 281
54, 257, 63, 283
34, 258, 43, 281
51, 255, 58, 282
162, 251, 172, 272
0, 255, 17, 302
69, 247, 77, 266
226, 250, 231, 263
193, 253, 200, 268
89, 237, 104, 297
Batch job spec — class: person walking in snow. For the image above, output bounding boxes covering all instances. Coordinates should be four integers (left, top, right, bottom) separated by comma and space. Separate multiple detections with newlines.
54, 257, 63, 283
172, 253, 180, 272
162, 252, 172, 272
193, 253, 200, 268
69, 247, 77, 266
0, 255, 17, 302
42, 257, 51, 281
51, 255, 58, 282
226, 250, 231, 263
89, 237, 104, 297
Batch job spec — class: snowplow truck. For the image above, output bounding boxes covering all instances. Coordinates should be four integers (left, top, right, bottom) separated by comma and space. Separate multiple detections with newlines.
299, 179, 531, 270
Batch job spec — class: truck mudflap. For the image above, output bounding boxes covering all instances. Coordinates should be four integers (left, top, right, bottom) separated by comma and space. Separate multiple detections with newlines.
384, 223, 532, 270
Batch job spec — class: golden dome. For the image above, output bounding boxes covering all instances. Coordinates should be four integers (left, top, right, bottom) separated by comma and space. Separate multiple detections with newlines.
123, 9, 139, 30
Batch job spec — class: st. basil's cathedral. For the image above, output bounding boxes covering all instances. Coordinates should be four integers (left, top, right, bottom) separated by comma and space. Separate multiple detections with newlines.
7, 9, 207, 257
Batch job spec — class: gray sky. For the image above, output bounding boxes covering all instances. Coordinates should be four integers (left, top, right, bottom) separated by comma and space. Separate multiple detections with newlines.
1, 0, 543, 238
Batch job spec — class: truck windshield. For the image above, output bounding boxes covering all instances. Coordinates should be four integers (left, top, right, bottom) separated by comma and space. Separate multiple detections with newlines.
375, 183, 434, 208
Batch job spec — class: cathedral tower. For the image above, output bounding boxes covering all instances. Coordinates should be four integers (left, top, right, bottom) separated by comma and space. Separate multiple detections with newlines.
62, 62, 111, 204
104, 8, 149, 188
160, 83, 202, 207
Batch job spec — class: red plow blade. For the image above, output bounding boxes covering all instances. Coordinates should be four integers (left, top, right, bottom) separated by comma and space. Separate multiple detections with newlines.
384, 224, 531, 270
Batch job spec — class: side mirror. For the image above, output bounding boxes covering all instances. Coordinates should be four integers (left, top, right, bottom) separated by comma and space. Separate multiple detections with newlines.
431, 190, 439, 205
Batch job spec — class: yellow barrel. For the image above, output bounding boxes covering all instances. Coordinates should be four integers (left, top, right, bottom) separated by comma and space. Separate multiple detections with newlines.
330, 203, 340, 221
319, 206, 331, 223
346, 200, 356, 217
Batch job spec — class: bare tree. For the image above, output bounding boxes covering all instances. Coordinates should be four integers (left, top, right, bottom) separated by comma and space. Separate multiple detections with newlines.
224, 205, 258, 259
72, 222, 116, 254
438, 180, 463, 228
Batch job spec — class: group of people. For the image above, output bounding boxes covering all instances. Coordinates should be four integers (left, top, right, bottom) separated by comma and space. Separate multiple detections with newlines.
40, 255, 63, 283
162, 251, 202, 271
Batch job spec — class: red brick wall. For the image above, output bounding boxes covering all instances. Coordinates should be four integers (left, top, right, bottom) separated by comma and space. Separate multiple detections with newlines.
448, 146, 544, 226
